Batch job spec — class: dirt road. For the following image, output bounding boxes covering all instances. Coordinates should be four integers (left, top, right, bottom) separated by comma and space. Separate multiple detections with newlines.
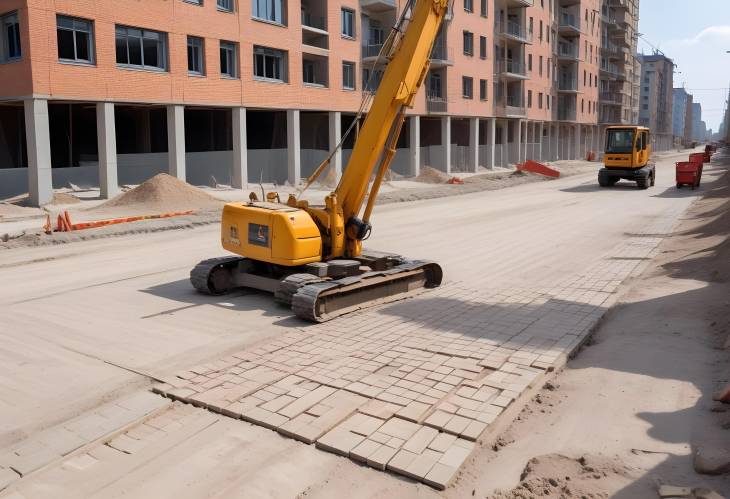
0, 149, 726, 498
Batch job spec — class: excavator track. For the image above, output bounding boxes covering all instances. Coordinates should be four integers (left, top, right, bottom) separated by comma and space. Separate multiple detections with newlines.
190, 256, 244, 295
291, 260, 442, 322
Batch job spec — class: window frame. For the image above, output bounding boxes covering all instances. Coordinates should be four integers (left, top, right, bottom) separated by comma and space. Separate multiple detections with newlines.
56, 15, 95, 65
342, 60, 355, 90
115, 25, 168, 72
219, 40, 238, 78
480, 0, 487, 17
341, 8, 355, 39
253, 45, 288, 83
463, 31, 473, 56
187, 35, 205, 76
479, 78, 487, 101
253, 0, 286, 25
479, 35, 486, 59
0, 11, 22, 63
217, 0, 234, 12
464, 0, 473, 13
462, 76, 473, 99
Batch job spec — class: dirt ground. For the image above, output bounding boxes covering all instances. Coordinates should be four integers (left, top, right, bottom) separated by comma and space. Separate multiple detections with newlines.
461, 153, 730, 498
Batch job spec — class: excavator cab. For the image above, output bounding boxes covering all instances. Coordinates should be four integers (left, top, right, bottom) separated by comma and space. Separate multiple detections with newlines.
599, 125, 655, 190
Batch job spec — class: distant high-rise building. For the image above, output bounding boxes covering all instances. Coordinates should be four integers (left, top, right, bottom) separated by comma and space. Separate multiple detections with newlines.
692, 102, 705, 141
673, 88, 693, 145
638, 52, 673, 150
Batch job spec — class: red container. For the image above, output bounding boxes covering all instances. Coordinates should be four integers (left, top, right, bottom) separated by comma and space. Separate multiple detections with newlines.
689, 152, 705, 164
676, 161, 701, 189
703, 151, 711, 162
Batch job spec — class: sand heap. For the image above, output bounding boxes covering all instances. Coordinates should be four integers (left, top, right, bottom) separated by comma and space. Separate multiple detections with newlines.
49, 192, 81, 205
414, 166, 450, 184
99, 173, 221, 212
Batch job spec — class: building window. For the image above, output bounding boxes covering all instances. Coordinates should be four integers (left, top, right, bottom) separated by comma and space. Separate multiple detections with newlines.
539, 20, 543, 41
462, 76, 473, 99
581, 99, 584, 112
217, 0, 234, 12
185, 0, 203, 4
254, 45, 287, 82
463, 31, 473, 56
341, 9, 355, 38
187, 36, 204, 75
528, 54, 532, 71
342, 61, 355, 90
1, 11, 21, 62
464, 0, 473, 13
57, 16, 94, 64
220, 41, 237, 78
527, 90, 532, 108
538, 92, 543, 109
479, 36, 486, 59
253, 0, 284, 24
115, 25, 167, 71
428, 72, 442, 98
480, 0, 487, 17
547, 95, 550, 109
479, 78, 487, 100
538, 55, 543, 76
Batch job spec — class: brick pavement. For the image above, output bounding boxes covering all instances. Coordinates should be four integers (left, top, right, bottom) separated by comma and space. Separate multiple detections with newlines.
149, 209, 683, 489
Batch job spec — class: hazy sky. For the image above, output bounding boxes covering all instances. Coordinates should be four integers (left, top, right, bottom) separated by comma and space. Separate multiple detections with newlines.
636, 0, 730, 132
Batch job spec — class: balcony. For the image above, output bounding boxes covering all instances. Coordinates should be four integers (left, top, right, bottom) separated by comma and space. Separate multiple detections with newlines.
499, 59, 528, 80
426, 94, 448, 114
505, 0, 533, 6
499, 20, 533, 44
610, 0, 631, 11
610, 29, 631, 48
360, 0, 395, 12
558, 13, 580, 36
600, 92, 622, 105
600, 44, 622, 60
558, 76, 579, 93
302, 53, 329, 88
504, 95, 526, 117
557, 43, 579, 61
557, 107, 576, 121
430, 44, 454, 67
301, 8, 328, 50
362, 43, 384, 62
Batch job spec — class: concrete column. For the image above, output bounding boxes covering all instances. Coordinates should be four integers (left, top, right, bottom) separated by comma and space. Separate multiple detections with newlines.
409, 116, 420, 177
469, 117, 479, 173
328, 111, 342, 181
488, 118, 496, 169
96, 102, 118, 199
441, 116, 451, 173
501, 121, 508, 167
24, 99, 53, 206
515, 120, 523, 165
573, 124, 581, 160
232, 107, 247, 188
538, 122, 544, 162
166, 105, 186, 180
555, 124, 561, 160
287, 109, 301, 186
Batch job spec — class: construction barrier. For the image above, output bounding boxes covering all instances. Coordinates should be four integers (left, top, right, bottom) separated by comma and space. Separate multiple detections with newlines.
516, 160, 560, 178
45, 210, 194, 234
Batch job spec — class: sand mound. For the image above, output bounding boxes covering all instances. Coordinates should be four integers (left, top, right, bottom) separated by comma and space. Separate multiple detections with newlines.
99, 174, 220, 212
415, 166, 450, 184
49, 192, 80, 205
0, 202, 39, 218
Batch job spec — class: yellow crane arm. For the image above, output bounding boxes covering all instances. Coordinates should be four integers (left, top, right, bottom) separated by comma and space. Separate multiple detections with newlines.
334, 0, 449, 243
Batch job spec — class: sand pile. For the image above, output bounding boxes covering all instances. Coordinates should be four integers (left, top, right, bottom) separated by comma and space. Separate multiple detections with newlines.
49, 192, 80, 205
0, 202, 39, 219
99, 173, 221, 212
415, 166, 450, 184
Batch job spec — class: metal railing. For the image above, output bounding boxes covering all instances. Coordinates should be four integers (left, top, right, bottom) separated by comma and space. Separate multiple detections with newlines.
499, 59, 527, 76
557, 43, 578, 59
301, 13, 326, 30
362, 44, 384, 58
426, 95, 447, 113
430, 44, 454, 62
558, 107, 576, 121
559, 13, 580, 31
558, 77, 578, 91
600, 92, 622, 104
504, 20, 533, 43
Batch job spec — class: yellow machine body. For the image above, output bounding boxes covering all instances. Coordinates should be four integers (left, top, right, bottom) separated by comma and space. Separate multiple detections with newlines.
220, 202, 322, 267
603, 125, 652, 169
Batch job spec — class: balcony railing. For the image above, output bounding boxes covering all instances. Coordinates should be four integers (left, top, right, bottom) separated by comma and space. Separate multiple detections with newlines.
558, 108, 576, 121
301, 13, 326, 31
362, 43, 384, 59
426, 95, 447, 113
558, 77, 578, 91
600, 92, 622, 104
559, 13, 580, 32
360, 0, 396, 12
557, 43, 579, 59
430, 44, 454, 65
503, 20, 533, 43
499, 59, 527, 77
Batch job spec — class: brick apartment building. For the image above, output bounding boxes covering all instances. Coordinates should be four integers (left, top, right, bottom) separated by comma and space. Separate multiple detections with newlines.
638, 52, 674, 151
0, 0, 630, 205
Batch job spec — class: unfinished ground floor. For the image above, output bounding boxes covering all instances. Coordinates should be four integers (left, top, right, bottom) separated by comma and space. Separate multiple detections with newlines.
1, 98, 607, 205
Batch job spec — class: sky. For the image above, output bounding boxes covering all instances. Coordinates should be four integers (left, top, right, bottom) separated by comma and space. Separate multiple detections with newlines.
636, 0, 730, 132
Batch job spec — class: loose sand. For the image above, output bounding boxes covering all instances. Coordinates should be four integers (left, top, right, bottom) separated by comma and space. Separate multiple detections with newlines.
97, 173, 222, 212
415, 166, 452, 184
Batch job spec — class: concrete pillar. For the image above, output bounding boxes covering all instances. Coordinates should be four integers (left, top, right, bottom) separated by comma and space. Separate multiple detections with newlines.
469, 117, 479, 173
166, 105, 186, 180
488, 118, 496, 169
441, 116, 451, 173
409, 116, 420, 177
96, 102, 118, 199
573, 124, 581, 160
232, 107, 247, 188
24, 99, 53, 206
555, 124, 561, 160
538, 122, 544, 162
501, 121, 508, 167
515, 120, 523, 165
287, 109, 301, 186
328, 111, 342, 181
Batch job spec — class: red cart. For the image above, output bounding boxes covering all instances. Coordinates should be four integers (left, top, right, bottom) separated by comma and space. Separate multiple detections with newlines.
676, 161, 701, 189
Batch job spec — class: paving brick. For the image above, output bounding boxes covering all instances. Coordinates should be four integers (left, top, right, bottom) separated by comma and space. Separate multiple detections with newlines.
366, 443, 400, 471
424, 410, 451, 429
377, 418, 420, 440
423, 462, 459, 490
427, 432, 457, 453
0, 467, 20, 490
241, 407, 289, 429
316, 428, 366, 456
386, 449, 419, 475
350, 438, 381, 462
404, 452, 439, 480
402, 426, 439, 454
439, 441, 474, 468
395, 401, 431, 423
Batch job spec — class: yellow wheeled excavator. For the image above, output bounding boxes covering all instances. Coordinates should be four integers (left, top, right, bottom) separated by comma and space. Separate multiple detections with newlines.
191, 0, 449, 322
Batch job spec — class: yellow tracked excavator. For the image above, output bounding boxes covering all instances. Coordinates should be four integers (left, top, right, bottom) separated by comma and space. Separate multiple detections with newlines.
191, 0, 449, 322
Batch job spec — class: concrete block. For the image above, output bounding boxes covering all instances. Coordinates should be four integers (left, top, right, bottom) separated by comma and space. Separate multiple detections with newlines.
427, 432, 457, 453
396, 401, 431, 423
402, 426, 439, 454
350, 439, 381, 462
0, 467, 20, 490
423, 462, 459, 490
386, 449, 419, 475
377, 418, 420, 440
316, 429, 365, 457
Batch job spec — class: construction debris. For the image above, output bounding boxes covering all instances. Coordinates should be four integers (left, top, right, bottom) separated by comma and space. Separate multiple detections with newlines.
98, 173, 220, 212
415, 166, 451, 184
